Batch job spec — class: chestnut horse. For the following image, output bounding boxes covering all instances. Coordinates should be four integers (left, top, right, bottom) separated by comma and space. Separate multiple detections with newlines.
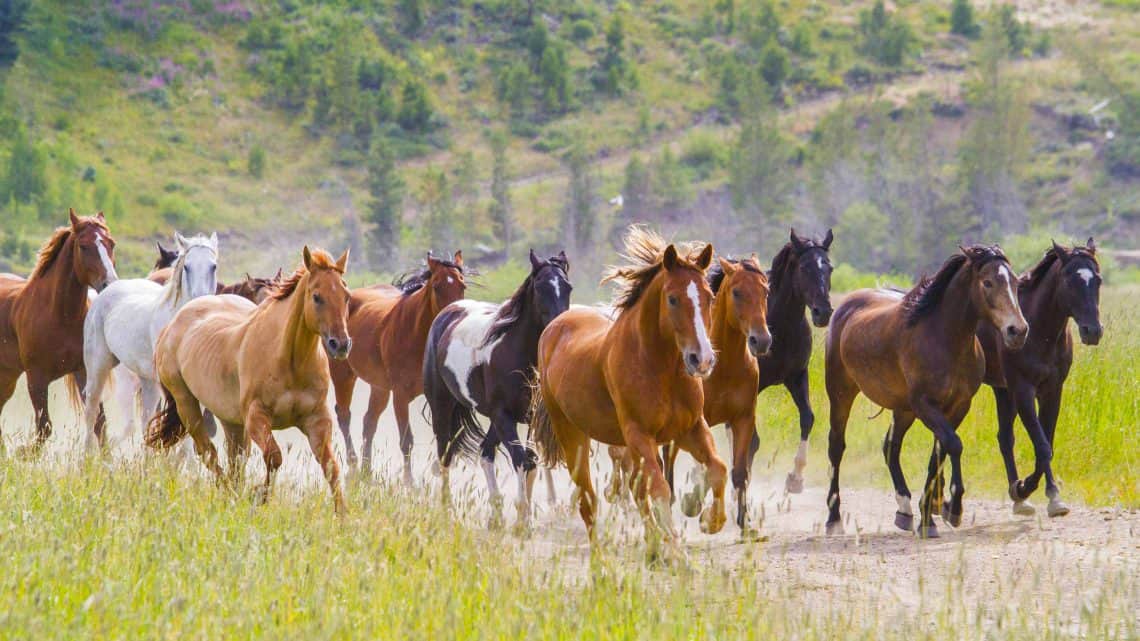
146, 247, 352, 514
972, 239, 1102, 518
825, 245, 1028, 538
330, 251, 466, 480
531, 228, 726, 559
0, 210, 118, 451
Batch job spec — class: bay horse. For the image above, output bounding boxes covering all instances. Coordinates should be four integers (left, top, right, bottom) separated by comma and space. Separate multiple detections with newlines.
330, 251, 466, 480
82, 233, 219, 451
825, 245, 1028, 538
531, 228, 727, 560
973, 239, 1102, 518
424, 250, 570, 528
146, 247, 352, 514
0, 210, 118, 452
154, 242, 179, 271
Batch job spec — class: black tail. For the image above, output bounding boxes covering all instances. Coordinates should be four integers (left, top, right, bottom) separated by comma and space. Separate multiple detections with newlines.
526, 369, 563, 467
422, 311, 486, 466
144, 385, 186, 449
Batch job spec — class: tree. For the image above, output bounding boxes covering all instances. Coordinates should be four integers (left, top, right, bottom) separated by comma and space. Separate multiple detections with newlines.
595, 12, 628, 94
950, 0, 980, 39
729, 101, 794, 228
397, 79, 432, 133
562, 144, 596, 259
538, 42, 572, 113
399, 0, 424, 37
2, 126, 46, 205
365, 137, 405, 269
0, 0, 28, 68
759, 42, 788, 93
421, 167, 456, 253
858, 1, 914, 67
248, 145, 266, 179
488, 131, 514, 256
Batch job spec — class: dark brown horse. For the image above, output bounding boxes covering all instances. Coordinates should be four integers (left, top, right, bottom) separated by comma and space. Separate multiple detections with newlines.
825, 246, 1028, 538
976, 239, 1102, 518
0, 210, 118, 451
330, 252, 466, 479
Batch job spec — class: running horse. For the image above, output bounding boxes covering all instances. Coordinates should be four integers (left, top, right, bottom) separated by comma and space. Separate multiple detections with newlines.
423, 250, 570, 528
531, 228, 726, 560
330, 251, 466, 480
825, 245, 1028, 537
146, 247, 352, 514
971, 239, 1102, 518
0, 210, 118, 452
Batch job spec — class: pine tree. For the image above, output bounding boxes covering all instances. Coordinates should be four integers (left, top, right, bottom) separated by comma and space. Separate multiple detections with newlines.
950, 0, 980, 39
563, 144, 596, 259
364, 137, 405, 269
488, 132, 514, 256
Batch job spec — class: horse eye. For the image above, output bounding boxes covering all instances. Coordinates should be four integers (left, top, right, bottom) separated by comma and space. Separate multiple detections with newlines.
667, 295, 678, 306
983, 280, 993, 289
313, 294, 323, 305
731, 288, 742, 299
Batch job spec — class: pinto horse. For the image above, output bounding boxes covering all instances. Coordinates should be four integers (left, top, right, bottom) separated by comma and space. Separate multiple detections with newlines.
424, 250, 570, 528
330, 251, 466, 480
531, 229, 726, 559
972, 239, 1102, 518
0, 210, 118, 451
825, 246, 1028, 538
146, 247, 352, 514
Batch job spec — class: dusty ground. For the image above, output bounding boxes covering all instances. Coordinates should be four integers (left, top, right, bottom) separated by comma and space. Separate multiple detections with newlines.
3, 376, 1138, 630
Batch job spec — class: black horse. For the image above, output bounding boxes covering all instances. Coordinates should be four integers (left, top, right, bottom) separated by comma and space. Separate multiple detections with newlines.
423, 250, 571, 527
976, 239, 1102, 517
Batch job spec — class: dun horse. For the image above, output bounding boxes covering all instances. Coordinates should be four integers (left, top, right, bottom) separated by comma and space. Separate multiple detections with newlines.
825, 245, 1028, 538
531, 229, 726, 560
330, 252, 466, 480
424, 250, 570, 528
970, 239, 1101, 518
0, 210, 118, 451
147, 247, 352, 514
83, 233, 219, 450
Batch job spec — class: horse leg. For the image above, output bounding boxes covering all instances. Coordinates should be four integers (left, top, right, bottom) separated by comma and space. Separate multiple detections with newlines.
81, 352, 116, 453
727, 413, 760, 534
624, 427, 680, 563
882, 411, 916, 531
912, 397, 965, 537
359, 386, 390, 476
674, 417, 729, 536
784, 368, 814, 494
332, 370, 358, 470
991, 386, 1032, 515
1036, 384, 1069, 517
492, 411, 537, 530
480, 430, 505, 529
112, 367, 141, 443
556, 420, 596, 541
168, 381, 224, 481
25, 371, 55, 454
0, 371, 19, 454
244, 402, 282, 505
303, 410, 347, 515
220, 420, 248, 486
604, 445, 628, 503
392, 387, 417, 485
543, 466, 557, 506
824, 373, 857, 535
1011, 382, 1053, 504
661, 442, 676, 501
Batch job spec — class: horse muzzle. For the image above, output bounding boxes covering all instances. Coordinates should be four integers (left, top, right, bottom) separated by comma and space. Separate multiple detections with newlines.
684, 351, 716, 379
1002, 323, 1029, 351
747, 332, 772, 358
811, 306, 833, 328
1078, 324, 1103, 346
324, 336, 352, 360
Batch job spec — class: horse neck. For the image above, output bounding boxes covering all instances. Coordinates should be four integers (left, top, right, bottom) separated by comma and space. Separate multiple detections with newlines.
928, 266, 984, 349
274, 277, 321, 373
33, 236, 89, 322
513, 287, 545, 365
1020, 269, 1069, 343
710, 286, 747, 365
632, 277, 683, 369
768, 265, 806, 327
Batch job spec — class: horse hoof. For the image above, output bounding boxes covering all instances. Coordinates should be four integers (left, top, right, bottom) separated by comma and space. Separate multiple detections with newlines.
825, 520, 844, 536
1047, 499, 1070, 518
1011, 500, 1036, 516
894, 511, 914, 532
916, 523, 940, 539
699, 506, 726, 535
784, 473, 804, 494
680, 491, 703, 518
940, 504, 962, 528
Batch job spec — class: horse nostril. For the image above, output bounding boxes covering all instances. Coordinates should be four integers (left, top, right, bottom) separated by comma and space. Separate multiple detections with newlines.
686, 353, 699, 369
328, 338, 339, 350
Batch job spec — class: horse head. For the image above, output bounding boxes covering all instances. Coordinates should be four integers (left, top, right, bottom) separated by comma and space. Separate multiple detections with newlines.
301, 246, 352, 360
528, 249, 571, 328
963, 245, 1028, 351
426, 250, 466, 313
717, 255, 772, 358
69, 209, 118, 292
174, 232, 219, 301
788, 228, 834, 327
660, 243, 716, 378
1051, 238, 1103, 345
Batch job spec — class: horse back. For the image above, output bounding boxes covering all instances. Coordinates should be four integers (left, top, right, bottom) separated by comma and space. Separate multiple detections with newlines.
828, 289, 913, 410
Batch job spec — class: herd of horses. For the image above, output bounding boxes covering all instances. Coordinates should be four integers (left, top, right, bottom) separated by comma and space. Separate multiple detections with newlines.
0, 210, 1104, 561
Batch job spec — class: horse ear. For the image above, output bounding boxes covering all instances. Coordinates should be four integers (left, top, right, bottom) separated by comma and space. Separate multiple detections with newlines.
822, 228, 834, 250
274, 267, 283, 280
558, 250, 569, 273
695, 243, 714, 271
426, 251, 439, 270
663, 244, 680, 271
718, 256, 737, 274
96, 211, 105, 222
1086, 237, 1096, 254
335, 248, 350, 273
209, 232, 218, 250
175, 232, 188, 252
790, 228, 805, 251
529, 248, 542, 271
69, 208, 80, 229
303, 246, 313, 270
452, 250, 463, 267
1051, 239, 1069, 260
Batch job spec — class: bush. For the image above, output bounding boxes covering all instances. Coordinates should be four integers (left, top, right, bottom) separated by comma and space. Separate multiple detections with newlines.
248, 145, 266, 179
569, 19, 595, 43
680, 132, 727, 179
950, 0, 980, 39
858, 1, 915, 67
760, 42, 789, 91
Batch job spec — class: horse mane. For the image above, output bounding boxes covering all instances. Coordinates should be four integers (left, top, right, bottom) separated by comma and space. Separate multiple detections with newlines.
602, 226, 704, 311
159, 235, 216, 306
481, 257, 568, 347
269, 249, 340, 300
902, 245, 1007, 326
708, 257, 767, 295
29, 227, 74, 280
1021, 244, 1100, 290
392, 258, 464, 296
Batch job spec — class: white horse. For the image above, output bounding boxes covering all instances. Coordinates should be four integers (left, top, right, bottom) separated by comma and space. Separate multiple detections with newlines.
82, 233, 219, 451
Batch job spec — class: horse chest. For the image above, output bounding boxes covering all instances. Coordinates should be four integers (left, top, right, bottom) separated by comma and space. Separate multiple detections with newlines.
267, 389, 324, 423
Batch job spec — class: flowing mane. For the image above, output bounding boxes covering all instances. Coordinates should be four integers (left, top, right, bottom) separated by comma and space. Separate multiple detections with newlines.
708, 257, 767, 295
29, 227, 74, 280
482, 256, 569, 347
392, 257, 464, 296
602, 226, 704, 311
159, 235, 217, 306
902, 245, 1007, 326
269, 249, 341, 300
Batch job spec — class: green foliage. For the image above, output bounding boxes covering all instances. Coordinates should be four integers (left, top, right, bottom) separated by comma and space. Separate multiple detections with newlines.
652, 147, 692, 209
950, 0, 980, 39
421, 166, 456, 252
568, 19, 595, 43
730, 102, 794, 227
834, 201, 891, 271
397, 79, 433, 133
595, 11, 629, 95
399, 0, 424, 36
538, 41, 572, 112
247, 145, 266, 179
365, 137, 405, 269
759, 41, 789, 93
488, 130, 514, 255
562, 143, 596, 259
0, 0, 28, 67
616, 154, 650, 231
996, 4, 1029, 55
2, 125, 46, 205
858, 1, 915, 67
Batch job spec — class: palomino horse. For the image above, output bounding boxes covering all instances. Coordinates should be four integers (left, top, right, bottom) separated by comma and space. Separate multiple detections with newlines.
825, 245, 1028, 537
82, 233, 219, 450
0, 210, 118, 451
972, 239, 1102, 518
424, 250, 570, 528
146, 247, 352, 514
531, 228, 726, 559
330, 251, 466, 479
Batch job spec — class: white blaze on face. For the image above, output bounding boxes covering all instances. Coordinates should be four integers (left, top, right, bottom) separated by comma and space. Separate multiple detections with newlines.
550, 276, 560, 299
1077, 268, 1094, 286
686, 281, 714, 366
447, 277, 455, 284
96, 232, 118, 282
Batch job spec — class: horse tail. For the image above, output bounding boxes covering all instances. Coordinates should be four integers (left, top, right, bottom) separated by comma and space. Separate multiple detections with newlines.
64, 373, 83, 414
527, 369, 563, 468
144, 385, 186, 449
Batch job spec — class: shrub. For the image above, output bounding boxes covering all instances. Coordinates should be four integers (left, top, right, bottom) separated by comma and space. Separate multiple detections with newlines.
248, 145, 266, 179
950, 0, 980, 39
569, 19, 595, 43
